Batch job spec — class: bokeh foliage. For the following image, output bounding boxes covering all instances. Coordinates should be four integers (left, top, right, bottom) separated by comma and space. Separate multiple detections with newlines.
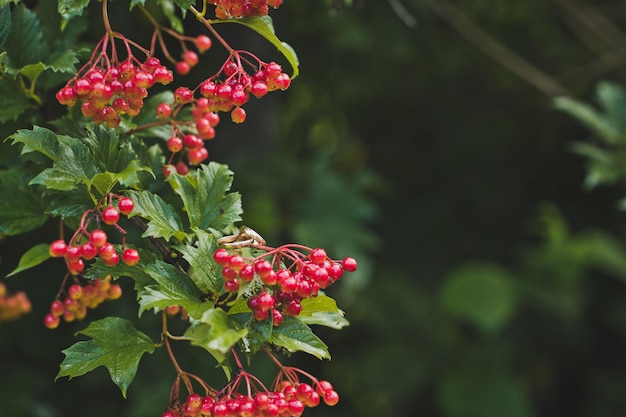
4, 1, 626, 417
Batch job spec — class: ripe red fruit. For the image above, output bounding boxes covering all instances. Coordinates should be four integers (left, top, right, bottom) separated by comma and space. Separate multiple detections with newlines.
108, 284, 123, 300
102, 251, 120, 267
174, 87, 194, 103
68, 284, 83, 300
271, 309, 284, 326
65, 245, 82, 262
67, 258, 85, 275
167, 136, 183, 153
50, 300, 65, 316
195, 35, 212, 52
224, 278, 240, 292
176, 61, 191, 75
176, 162, 189, 175
89, 229, 108, 248
183, 134, 204, 150
213, 248, 231, 265
183, 50, 199, 67
122, 248, 140, 266
342, 257, 358, 272
257, 292, 276, 311
323, 390, 339, 406
187, 147, 209, 166
98, 242, 116, 260
49, 240, 67, 257
309, 248, 327, 264
231, 107, 247, 124
101, 206, 120, 225
156, 103, 172, 119
44, 313, 60, 329
118, 197, 135, 215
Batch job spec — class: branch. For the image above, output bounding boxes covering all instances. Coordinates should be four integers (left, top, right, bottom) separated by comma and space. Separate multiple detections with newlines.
427, 0, 570, 97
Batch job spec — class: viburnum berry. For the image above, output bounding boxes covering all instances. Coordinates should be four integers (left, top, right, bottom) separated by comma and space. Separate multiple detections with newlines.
231, 107, 247, 124
101, 206, 120, 225
156, 103, 172, 119
89, 229, 108, 248
176, 61, 191, 76
176, 162, 189, 175
50, 300, 65, 316
102, 251, 120, 267
342, 257, 358, 272
122, 248, 140, 266
65, 245, 82, 262
174, 87, 194, 104
183, 50, 199, 67
195, 35, 212, 52
213, 248, 231, 265
187, 147, 209, 166
118, 197, 135, 215
167, 136, 184, 153
68, 284, 83, 300
67, 259, 85, 276
44, 313, 60, 329
49, 240, 67, 257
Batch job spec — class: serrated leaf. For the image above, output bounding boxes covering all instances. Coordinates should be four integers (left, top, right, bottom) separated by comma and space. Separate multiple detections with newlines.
5, 4, 45, 68
174, 229, 222, 294
184, 306, 248, 360
56, 317, 155, 398
84, 253, 155, 287
9, 125, 60, 160
0, 77, 31, 122
58, 0, 91, 28
6, 243, 50, 277
215, 16, 299, 78
0, 5, 11, 48
299, 296, 349, 329
125, 190, 186, 242
46, 49, 79, 73
270, 316, 330, 360
19, 61, 45, 81
137, 260, 202, 315
167, 163, 242, 232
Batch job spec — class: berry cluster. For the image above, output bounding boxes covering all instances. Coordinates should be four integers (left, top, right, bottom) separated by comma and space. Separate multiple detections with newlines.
49, 196, 139, 275
160, 56, 291, 171
44, 276, 122, 329
210, 0, 284, 19
213, 246, 357, 322
0, 281, 31, 324
163, 377, 337, 417
57, 55, 174, 127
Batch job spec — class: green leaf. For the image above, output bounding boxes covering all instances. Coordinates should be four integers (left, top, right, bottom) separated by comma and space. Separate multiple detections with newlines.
129, 0, 146, 8
137, 260, 202, 315
215, 16, 299, 78
269, 316, 330, 360
6, 243, 50, 277
0, 5, 10, 48
57, 0, 91, 28
440, 262, 517, 333
174, 0, 194, 9
0, 77, 31, 122
184, 306, 248, 361
167, 162, 243, 232
159, 0, 183, 33
299, 295, 349, 329
56, 317, 155, 398
0, 168, 48, 236
125, 190, 186, 242
19, 61, 45, 82
5, 4, 45, 68
9, 125, 60, 159
554, 95, 620, 144
174, 229, 222, 294
85, 252, 155, 287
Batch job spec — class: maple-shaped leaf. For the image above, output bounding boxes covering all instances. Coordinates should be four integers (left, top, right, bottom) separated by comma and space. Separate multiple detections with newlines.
56, 317, 155, 398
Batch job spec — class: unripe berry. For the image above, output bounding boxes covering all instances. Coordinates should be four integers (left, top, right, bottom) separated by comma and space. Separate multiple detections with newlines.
50, 300, 65, 316
108, 284, 122, 300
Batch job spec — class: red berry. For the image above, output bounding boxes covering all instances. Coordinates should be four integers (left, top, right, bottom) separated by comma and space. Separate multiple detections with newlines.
156, 103, 172, 119
231, 107, 247, 124
167, 136, 183, 153
65, 245, 82, 262
183, 50, 199, 67
49, 240, 67, 257
342, 257, 358, 272
310, 248, 327, 264
316, 380, 334, 395
183, 134, 204, 150
174, 87, 194, 103
257, 292, 276, 311
224, 278, 240, 292
176, 61, 191, 75
323, 390, 339, 406
195, 35, 212, 52
122, 248, 140, 266
118, 197, 135, 215
90, 229, 108, 248
101, 206, 120, 225
176, 162, 189, 175
271, 309, 284, 326
80, 241, 98, 260
98, 242, 116, 261
44, 313, 60, 329
67, 259, 85, 276
50, 300, 65, 316
102, 251, 120, 267
68, 284, 83, 300
213, 249, 231, 265
187, 147, 209, 166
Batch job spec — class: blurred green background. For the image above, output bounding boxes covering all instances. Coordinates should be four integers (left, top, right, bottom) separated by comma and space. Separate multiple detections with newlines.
4, 0, 626, 416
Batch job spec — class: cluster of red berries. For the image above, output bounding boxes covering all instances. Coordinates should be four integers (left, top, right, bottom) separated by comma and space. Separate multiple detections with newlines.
43, 276, 122, 329
159, 58, 291, 173
163, 379, 337, 417
0, 281, 31, 324
213, 246, 357, 322
48, 197, 139, 275
56, 56, 174, 127
209, 0, 284, 19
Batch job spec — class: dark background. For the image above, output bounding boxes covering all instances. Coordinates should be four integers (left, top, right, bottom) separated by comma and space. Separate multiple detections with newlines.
3, 1, 626, 416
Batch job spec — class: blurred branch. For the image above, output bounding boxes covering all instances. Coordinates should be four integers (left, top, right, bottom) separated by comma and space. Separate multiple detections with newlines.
558, 48, 626, 85
427, 0, 570, 97
388, 0, 417, 28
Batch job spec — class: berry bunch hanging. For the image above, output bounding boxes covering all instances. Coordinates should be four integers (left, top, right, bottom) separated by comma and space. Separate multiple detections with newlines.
5, 2, 358, 417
